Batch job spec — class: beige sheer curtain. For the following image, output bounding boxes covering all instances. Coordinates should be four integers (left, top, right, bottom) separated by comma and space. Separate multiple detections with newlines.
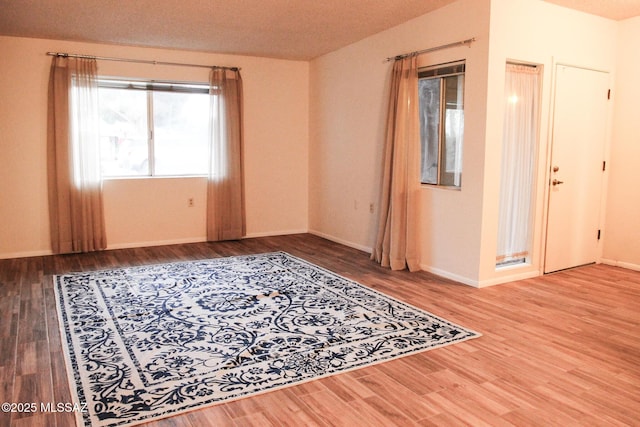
47, 56, 106, 254
496, 63, 540, 264
371, 55, 422, 271
207, 68, 246, 241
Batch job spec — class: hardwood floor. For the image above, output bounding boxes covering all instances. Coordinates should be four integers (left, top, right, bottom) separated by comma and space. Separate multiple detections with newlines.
1, 233, 639, 426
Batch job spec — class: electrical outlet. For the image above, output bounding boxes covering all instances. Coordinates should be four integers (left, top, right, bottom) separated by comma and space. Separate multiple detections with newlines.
369, 203, 374, 213
188, 198, 194, 207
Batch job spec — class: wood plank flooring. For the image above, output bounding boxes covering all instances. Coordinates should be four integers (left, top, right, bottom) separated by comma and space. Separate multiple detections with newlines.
1, 234, 639, 426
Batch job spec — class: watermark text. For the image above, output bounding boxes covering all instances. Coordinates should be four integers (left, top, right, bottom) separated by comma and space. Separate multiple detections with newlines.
1, 402, 87, 413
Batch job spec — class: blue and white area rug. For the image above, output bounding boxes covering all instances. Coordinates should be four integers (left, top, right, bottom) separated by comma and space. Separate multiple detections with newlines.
54, 252, 480, 427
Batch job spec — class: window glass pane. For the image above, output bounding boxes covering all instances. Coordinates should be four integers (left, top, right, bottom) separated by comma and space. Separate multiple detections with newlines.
99, 88, 149, 176
153, 91, 209, 176
419, 78, 441, 184
440, 75, 464, 187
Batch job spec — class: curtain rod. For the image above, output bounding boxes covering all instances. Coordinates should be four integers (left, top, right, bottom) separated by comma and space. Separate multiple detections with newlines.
46, 52, 240, 71
385, 37, 476, 62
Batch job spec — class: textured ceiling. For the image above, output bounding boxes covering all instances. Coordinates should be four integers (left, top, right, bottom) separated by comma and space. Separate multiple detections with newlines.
0, 0, 457, 60
543, 0, 640, 21
0, 0, 638, 60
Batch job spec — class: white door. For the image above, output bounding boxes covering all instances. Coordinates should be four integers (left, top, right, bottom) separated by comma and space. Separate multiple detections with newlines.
544, 65, 609, 273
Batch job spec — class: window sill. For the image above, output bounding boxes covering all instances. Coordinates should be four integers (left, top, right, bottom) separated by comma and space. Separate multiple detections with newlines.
420, 184, 462, 191
495, 261, 532, 272
102, 175, 208, 181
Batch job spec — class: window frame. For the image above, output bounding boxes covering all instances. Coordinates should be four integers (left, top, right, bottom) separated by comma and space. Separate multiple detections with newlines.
418, 60, 466, 189
97, 77, 211, 179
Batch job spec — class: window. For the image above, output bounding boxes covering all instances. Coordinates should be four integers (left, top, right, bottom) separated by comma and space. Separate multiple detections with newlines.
496, 63, 541, 267
98, 79, 210, 177
418, 61, 465, 187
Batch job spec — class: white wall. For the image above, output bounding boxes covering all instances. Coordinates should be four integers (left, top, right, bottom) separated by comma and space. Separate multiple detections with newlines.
2, 1, 638, 281
602, 16, 640, 271
479, 0, 618, 285
309, 0, 492, 277
309, 0, 624, 286
0, 36, 309, 258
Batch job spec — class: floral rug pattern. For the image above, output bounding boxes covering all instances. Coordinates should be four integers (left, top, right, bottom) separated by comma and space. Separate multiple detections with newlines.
55, 252, 480, 426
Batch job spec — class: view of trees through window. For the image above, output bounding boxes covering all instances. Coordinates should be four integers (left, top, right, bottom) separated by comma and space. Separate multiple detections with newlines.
98, 80, 210, 177
418, 61, 465, 188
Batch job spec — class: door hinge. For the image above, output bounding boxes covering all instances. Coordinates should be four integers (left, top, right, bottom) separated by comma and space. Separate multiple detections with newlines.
597, 229, 601, 240
607, 89, 611, 100
603, 161, 606, 171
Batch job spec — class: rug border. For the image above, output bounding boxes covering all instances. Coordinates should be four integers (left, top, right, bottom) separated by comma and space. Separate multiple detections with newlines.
53, 251, 481, 427
53, 275, 92, 427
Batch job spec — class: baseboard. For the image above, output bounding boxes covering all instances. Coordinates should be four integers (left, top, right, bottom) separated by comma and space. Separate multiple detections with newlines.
107, 237, 207, 250
600, 258, 640, 272
419, 264, 480, 288
0, 231, 309, 260
244, 229, 309, 239
0, 240, 212, 259
476, 270, 541, 287
0, 249, 53, 260
423, 263, 545, 288
109, 230, 310, 250
308, 229, 372, 254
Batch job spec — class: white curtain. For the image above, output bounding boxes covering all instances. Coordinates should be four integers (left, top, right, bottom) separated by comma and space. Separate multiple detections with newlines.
207, 68, 246, 241
371, 55, 422, 272
496, 63, 540, 264
48, 56, 106, 254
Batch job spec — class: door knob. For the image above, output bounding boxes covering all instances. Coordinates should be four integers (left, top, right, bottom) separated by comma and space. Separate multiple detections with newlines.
552, 179, 564, 186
